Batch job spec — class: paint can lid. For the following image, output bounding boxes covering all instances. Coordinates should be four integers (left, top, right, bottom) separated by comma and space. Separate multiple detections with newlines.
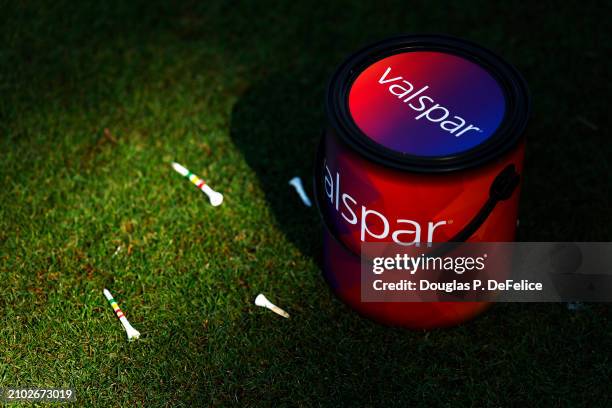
326, 35, 530, 172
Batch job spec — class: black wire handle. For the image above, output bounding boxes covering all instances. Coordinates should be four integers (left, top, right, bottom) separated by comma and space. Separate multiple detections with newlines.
449, 164, 520, 242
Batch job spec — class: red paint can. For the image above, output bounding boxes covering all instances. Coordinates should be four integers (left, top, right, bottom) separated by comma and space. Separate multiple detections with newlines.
315, 35, 530, 328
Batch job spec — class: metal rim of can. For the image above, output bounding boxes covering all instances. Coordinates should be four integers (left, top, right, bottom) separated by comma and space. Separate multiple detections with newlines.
326, 34, 531, 173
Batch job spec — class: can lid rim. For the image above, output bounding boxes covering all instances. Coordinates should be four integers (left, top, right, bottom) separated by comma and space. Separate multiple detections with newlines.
326, 34, 531, 173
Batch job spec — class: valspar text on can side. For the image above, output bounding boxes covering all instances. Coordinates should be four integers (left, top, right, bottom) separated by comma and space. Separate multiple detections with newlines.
315, 35, 530, 328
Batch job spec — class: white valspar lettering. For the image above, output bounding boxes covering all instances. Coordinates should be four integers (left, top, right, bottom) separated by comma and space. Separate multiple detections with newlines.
324, 159, 449, 245
378, 66, 482, 137
341, 193, 358, 224
378, 67, 403, 84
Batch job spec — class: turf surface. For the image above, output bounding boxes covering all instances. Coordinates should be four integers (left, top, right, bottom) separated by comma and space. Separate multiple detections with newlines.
1, 1, 611, 406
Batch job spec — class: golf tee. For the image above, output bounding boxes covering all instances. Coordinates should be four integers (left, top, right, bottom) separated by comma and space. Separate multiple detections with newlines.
289, 176, 312, 207
254, 293, 290, 319
172, 162, 224, 206
103, 288, 140, 340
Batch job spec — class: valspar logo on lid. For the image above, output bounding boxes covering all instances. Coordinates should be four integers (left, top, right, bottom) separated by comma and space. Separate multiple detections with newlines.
348, 52, 506, 157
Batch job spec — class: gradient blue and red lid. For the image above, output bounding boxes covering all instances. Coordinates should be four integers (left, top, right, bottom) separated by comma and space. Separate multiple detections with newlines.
349, 51, 506, 157
327, 36, 530, 170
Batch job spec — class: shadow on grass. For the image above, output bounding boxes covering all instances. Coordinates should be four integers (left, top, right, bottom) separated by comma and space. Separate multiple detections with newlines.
229, 71, 327, 263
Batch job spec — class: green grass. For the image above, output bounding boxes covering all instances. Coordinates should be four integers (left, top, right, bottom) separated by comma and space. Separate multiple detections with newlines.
1, 1, 611, 406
